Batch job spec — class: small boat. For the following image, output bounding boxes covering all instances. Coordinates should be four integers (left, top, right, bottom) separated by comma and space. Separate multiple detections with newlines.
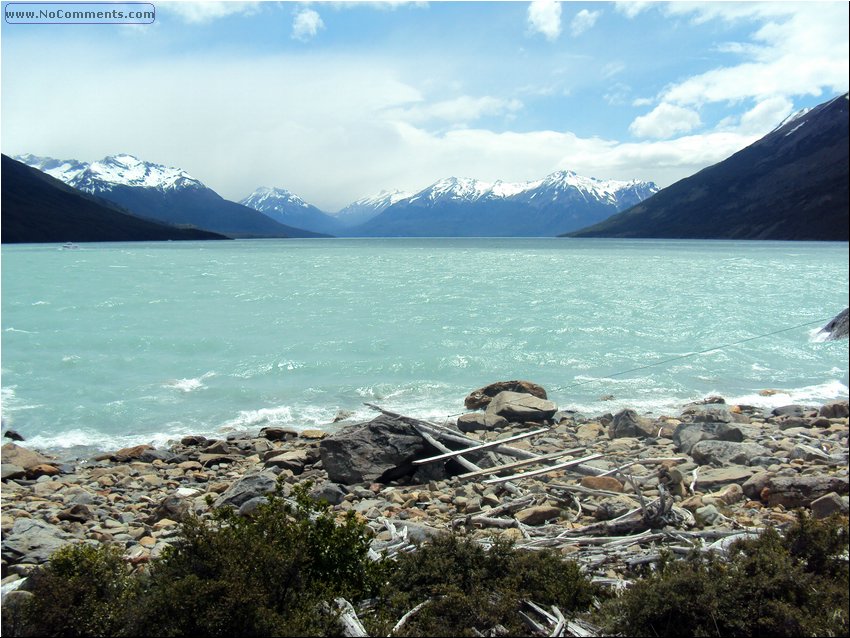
61, 243, 80, 250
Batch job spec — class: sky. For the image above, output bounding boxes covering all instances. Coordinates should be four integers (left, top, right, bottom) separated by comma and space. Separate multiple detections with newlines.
1, 0, 848, 211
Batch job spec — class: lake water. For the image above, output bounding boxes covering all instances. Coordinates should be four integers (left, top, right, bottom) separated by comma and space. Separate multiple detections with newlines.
1, 238, 847, 457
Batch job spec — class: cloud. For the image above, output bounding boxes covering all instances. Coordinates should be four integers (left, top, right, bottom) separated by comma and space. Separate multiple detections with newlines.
162, 2, 260, 24
386, 95, 523, 125
629, 103, 702, 139
570, 9, 600, 37
527, 0, 562, 41
292, 8, 325, 41
614, 2, 652, 20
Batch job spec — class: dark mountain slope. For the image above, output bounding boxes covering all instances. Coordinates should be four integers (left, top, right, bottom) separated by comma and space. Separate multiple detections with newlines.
1, 155, 225, 243
567, 93, 849, 241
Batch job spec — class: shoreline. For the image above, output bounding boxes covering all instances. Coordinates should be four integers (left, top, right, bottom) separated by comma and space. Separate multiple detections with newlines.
2, 390, 848, 590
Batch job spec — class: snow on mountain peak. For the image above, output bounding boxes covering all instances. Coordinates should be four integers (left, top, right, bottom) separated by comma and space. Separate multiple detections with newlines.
241, 186, 310, 209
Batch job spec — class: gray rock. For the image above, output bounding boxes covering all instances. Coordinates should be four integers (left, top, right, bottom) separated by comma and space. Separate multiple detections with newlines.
819, 307, 849, 340
594, 495, 639, 521
464, 380, 548, 410
819, 401, 849, 419
264, 449, 318, 474
456, 413, 508, 432
789, 444, 831, 462
764, 475, 850, 508
680, 403, 736, 423
673, 422, 744, 455
514, 505, 561, 526
690, 440, 771, 467
1, 590, 34, 637
607, 409, 656, 439
319, 415, 431, 485
309, 482, 348, 506
1, 464, 26, 481
771, 405, 817, 419
742, 472, 773, 500
810, 492, 849, 519
214, 472, 278, 509
485, 391, 557, 422
3, 429, 25, 442
1, 518, 74, 565
238, 496, 268, 517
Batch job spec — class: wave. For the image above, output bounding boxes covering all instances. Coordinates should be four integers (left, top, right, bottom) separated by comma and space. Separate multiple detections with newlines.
164, 371, 215, 393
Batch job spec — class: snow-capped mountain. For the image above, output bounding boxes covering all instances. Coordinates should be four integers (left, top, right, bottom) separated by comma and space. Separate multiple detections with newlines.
17, 153, 204, 192
351, 170, 658, 237
15, 154, 326, 238
334, 189, 413, 227
240, 186, 344, 235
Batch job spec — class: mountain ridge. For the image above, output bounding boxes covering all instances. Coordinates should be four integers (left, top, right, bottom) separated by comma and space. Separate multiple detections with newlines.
566, 92, 849, 241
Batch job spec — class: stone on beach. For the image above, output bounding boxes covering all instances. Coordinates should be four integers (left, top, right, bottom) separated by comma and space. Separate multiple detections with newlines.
484, 391, 557, 422
464, 380, 548, 410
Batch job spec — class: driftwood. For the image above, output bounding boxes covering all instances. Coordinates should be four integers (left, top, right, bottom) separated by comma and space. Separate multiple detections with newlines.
457, 448, 584, 480
413, 427, 551, 465
389, 600, 430, 636
483, 453, 603, 485
334, 598, 369, 637
412, 424, 523, 497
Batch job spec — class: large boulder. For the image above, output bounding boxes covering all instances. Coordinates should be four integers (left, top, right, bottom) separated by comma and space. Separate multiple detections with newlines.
818, 307, 848, 341
214, 472, 278, 509
690, 440, 771, 467
319, 415, 431, 485
464, 381, 547, 410
2, 518, 75, 565
673, 422, 744, 455
485, 391, 558, 422
607, 409, 656, 439
763, 475, 849, 508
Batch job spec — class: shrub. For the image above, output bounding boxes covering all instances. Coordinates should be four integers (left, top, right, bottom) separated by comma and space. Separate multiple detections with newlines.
18, 543, 136, 637
363, 534, 599, 637
598, 512, 850, 637
131, 481, 382, 637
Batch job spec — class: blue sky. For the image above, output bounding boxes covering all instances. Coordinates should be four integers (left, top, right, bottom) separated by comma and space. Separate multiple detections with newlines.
2, 1, 848, 210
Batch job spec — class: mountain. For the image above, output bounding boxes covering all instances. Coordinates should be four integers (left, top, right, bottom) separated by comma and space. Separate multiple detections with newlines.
334, 189, 413, 227
240, 186, 344, 235
566, 93, 849, 241
349, 171, 658, 237
1, 154, 226, 243
15, 154, 327, 239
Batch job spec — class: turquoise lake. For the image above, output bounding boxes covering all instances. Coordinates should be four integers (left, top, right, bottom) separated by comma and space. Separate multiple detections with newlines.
1, 238, 847, 457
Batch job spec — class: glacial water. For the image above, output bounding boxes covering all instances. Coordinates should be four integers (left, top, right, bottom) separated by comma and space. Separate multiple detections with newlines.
1, 238, 847, 458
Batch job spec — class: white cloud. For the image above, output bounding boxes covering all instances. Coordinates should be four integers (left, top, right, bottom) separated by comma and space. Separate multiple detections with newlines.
570, 9, 600, 37
527, 0, 562, 41
162, 2, 260, 24
292, 8, 325, 41
614, 2, 652, 20
736, 96, 794, 135
657, 3, 848, 107
386, 95, 523, 125
629, 103, 702, 139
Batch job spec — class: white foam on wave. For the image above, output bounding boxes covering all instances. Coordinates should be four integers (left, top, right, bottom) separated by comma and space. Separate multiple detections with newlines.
808, 326, 830, 343
726, 379, 848, 409
165, 371, 215, 393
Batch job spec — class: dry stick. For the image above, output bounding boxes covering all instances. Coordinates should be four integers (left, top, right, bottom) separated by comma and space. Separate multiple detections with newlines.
598, 457, 689, 477
482, 453, 603, 485
412, 424, 522, 497
365, 403, 541, 460
550, 606, 566, 638
412, 427, 551, 465
334, 598, 369, 638
456, 448, 585, 480
389, 600, 431, 637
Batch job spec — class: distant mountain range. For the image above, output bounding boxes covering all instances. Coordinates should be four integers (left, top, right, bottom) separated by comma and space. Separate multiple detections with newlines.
11, 92, 846, 242
1, 155, 225, 243
242, 172, 657, 237
566, 93, 849, 241
14, 154, 327, 239
346, 172, 657, 237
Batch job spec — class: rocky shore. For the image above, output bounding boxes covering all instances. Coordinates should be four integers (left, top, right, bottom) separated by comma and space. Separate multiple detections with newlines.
2, 382, 848, 598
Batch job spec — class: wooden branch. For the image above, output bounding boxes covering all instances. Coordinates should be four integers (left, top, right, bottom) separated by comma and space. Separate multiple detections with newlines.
412, 424, 522, 496
334, 598, 369, 637
482, 453, 603, 485
389, 600, 430, 636
456, 448, 584, 480
412, 427, 550, 465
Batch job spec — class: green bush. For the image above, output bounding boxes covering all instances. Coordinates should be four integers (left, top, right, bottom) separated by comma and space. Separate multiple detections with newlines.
131, 481, 382, 637
598, 512, 850, 637
363, 534, 600, 637
18, 543, 136, 637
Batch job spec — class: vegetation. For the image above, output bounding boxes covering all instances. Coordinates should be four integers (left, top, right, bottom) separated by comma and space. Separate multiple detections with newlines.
9, 483, 848, 637
597, 511, 849, 637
